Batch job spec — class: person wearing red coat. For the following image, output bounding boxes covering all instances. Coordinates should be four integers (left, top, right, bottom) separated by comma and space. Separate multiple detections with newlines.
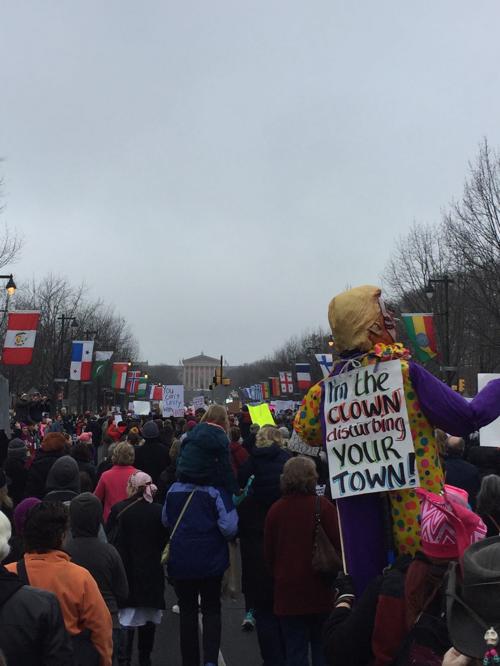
229, 426, 249, 477
264, 457, 341, 666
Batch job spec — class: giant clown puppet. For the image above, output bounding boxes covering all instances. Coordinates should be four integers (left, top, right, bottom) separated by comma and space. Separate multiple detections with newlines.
294, 285, 500, 592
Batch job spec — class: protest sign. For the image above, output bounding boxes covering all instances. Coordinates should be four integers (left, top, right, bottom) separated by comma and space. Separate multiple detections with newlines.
288, 430, 321, 457
162, 385, 185, 417
323, 360, 417, 499
133, 400, 151, 416
248, 403, 276, 427
192, 395, 206, 411
478, 374, 500, 446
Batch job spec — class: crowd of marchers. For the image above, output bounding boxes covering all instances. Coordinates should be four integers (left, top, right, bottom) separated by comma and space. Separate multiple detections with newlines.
1, 405, 500, 665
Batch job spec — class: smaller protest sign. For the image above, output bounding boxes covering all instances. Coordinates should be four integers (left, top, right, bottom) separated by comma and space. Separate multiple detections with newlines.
133, 400, 151, 416
248, 403, 276, 427
162, 385, 185, 417
288, 430, 321, 457
323, 359, 417, 499
192, 395, 206, 411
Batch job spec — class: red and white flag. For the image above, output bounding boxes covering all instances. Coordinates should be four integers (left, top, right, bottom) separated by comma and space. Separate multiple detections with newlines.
279, 371, 294, 394
3, 311, 40, 365
150, 385, 164, 401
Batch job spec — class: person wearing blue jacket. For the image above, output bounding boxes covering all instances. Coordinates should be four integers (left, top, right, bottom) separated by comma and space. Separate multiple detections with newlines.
163, 477, 238, 666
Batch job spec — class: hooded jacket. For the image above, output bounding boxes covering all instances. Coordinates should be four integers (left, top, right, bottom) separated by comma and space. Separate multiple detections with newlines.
24, 447, 66, 499
176, 422, 237, 492
238, 443, 291, 505
66, 493, 128, 628
133, 437, 170, 485
0, 565, 73, 665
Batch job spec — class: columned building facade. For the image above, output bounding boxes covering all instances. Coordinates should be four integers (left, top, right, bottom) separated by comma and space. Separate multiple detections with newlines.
182, 353, 220, 390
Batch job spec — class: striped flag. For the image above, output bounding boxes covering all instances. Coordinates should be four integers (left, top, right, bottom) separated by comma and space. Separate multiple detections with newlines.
401, 313, 439, 362
315, 353, 334, 378
2, 311, 40, 365
270, 377, 281, 397
295, 363, 312, 390
137, 377, 148, 398
70, 341, 94, 381
261, 381, 270, 400
112, 363, 129, 390
150, 384, 164, 401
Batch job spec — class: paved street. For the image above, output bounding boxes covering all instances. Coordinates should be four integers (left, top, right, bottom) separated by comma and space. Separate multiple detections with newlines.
144, 583, 261, 666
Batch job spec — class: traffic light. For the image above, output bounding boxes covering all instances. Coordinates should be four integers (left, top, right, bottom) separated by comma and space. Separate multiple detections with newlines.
458, 378, 465, 394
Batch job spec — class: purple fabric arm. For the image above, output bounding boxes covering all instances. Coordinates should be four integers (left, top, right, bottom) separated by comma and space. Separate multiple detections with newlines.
409, 361, 500, 437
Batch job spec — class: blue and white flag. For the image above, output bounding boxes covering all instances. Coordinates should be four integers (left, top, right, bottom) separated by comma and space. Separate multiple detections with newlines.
315, 353, 334, 378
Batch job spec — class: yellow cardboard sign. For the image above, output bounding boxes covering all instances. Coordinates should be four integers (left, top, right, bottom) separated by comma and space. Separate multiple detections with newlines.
247, 403, 276, 427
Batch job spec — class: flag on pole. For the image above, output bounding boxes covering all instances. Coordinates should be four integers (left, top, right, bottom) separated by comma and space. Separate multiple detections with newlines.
137, 377, 148, 398
92, 351, 113, 380
315, 353, 334, 378
150, 384, 164, 401
2, 311, 40, 365
70, 341, 94, 381
261, 381, 270, 400
112, 363, 129, 390
295, 363, 312, 390
126, 370, 140, 394
279, 371, 294, 393
401, 313, 439, 362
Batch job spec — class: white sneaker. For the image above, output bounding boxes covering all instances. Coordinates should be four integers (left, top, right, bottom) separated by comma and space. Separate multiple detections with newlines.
172, 604, 180, 614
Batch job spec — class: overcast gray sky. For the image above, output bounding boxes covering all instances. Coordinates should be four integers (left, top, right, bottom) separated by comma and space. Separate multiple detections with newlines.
1, 1, 500, 365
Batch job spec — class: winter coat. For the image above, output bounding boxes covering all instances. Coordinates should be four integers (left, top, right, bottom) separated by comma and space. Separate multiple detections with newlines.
238, 444, 291, 505
6, 551, 113, 666
133, 438, 170, 485
444, 456, 481, 510
229, 441, 249, 477
3, 456, 28, 505
94, 465, 137, 521
176, 422, 236, 492
67, 493, 129, 629
237, 495, 275, 609
264, 494, 341, 616
106, 496, 167, 609
0, 565, 73, 666
24, 449, 66, 499
163, 481, 238, 580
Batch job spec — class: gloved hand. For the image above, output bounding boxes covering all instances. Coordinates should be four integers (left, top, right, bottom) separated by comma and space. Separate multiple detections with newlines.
334, 572, 355, 606
232, 475, 255, 507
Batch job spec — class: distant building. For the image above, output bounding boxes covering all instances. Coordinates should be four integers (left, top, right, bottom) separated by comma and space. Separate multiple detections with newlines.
182, 353, 220, 390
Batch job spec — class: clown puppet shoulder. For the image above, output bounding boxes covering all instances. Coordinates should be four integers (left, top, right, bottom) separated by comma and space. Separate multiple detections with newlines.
294, 285, 500, 592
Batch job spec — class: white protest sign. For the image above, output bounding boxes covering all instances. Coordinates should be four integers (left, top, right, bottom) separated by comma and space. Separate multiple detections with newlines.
133, 400, 151, 416
162, 385, 185, 417
478, 374, 500, 446
192, 395, 206, 411
288, 430, 321, 457
323, 360, 417, 499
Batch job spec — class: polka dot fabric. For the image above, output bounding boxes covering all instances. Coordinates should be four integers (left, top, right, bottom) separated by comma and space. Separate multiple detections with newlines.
293, 343, 444, 556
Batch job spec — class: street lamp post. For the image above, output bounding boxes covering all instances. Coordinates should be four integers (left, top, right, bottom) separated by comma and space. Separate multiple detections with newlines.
55, 314, 78, 411
426, 274, 454, 385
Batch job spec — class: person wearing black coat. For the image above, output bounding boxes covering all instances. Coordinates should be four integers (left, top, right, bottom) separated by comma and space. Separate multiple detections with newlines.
237, 426, 290, 665
24, 433, 68, 499
106, 471, 168, 666
3, 438, 28, 506
67, 493, 129, 664
0, 511, 73, 665
133, 421, 170, 486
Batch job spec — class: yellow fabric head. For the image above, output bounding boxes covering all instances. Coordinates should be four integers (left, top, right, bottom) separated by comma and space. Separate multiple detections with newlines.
328, 285, 382, 353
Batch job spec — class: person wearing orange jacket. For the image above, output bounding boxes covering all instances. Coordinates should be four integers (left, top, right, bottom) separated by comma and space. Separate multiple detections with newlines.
6, 500, 113, 666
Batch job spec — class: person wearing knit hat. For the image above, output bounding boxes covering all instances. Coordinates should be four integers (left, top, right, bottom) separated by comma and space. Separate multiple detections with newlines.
134, 421, 169, 485
404, 485, 487, 633
3, 439, 28, 506
4, 497, 42, 564
24, 432, 68, 499
44, 456, 81, 504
